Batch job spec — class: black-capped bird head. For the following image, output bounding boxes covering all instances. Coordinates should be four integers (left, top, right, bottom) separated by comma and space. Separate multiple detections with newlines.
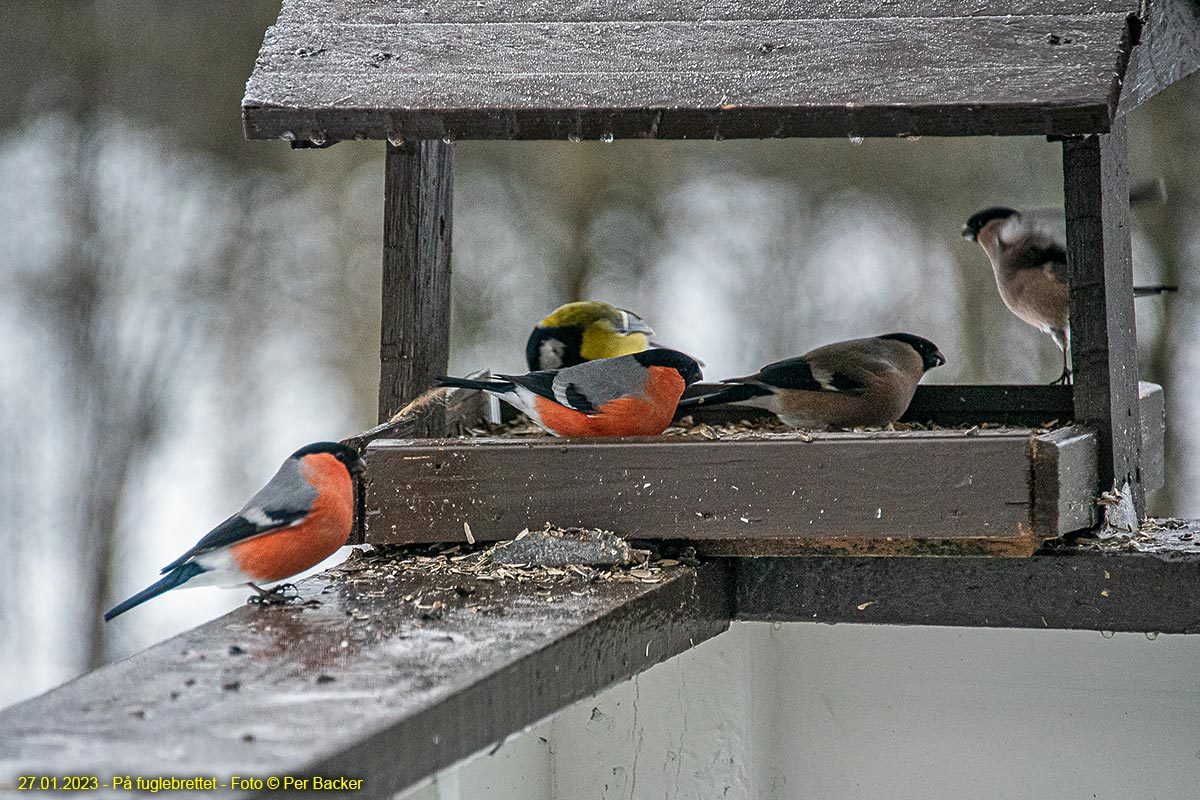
291, 441, 367, 477
876, 333, 946, 372
961, 207, 1019, 242
633, 348, 704, 386
526, 300, 655, 371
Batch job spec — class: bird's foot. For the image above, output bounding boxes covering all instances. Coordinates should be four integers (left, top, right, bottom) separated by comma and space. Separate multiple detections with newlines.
246, 582, 300, 606
1050, 369, 1073, 386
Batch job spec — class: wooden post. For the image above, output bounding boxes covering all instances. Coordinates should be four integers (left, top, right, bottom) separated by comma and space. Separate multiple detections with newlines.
1062, 118, 1143, 514
379, 140, 454, 433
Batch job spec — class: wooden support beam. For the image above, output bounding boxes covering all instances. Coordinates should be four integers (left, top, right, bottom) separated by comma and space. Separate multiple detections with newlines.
379, 140, 453, 432
1062, 119, 1143, 513
736, 523, 1200, 633
0, 563, 732, 800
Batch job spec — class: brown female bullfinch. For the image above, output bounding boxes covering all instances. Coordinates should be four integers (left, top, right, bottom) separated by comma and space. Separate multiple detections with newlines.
679, 334, 945, 428
104, 441, 365, 621
439, 349, 703, 437
962, 179, 1175, 384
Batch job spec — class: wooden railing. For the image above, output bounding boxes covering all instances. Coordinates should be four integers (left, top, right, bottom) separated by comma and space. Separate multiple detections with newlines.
3, 518, 1200, 799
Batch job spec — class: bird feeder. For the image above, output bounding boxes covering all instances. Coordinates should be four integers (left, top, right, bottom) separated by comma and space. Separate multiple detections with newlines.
241, 0, 1200, 555
7, 1, 1200, 792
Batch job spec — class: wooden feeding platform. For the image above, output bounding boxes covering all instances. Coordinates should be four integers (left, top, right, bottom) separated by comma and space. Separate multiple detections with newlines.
241, 0, 1199, 559
356, 383, 1164, 557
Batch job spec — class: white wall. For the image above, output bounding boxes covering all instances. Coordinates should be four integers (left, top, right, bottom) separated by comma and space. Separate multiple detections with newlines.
398, 622, 1200, 800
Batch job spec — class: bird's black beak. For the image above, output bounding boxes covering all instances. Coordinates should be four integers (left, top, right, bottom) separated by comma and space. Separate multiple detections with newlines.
351, 455, 367, 476
932, 350, 947, 369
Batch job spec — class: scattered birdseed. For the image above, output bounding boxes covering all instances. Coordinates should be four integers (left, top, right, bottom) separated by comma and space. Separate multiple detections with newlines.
1045, 518, 1200, 556
326, 525, 684, 591
465, 413, 1066, 441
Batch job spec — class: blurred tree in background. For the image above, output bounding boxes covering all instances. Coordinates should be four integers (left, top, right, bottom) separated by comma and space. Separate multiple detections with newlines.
0, 1, 1196, 707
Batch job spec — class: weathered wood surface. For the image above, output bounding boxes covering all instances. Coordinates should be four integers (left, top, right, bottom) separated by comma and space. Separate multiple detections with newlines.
682, 382, 1162, 439
278, 0, 1144, 25
898, 384, 1074, 426
737, 522, 1200, 633
1116, 0, 1200, 116
1140, 380, 1165, 493
364, 429, 1090, 554
1062, 120, 1143, 512
378, 140, 453, 431
243, 0, 1141, 140
5, 524, 1200, 799
1031, 425, 1099, 535
678, 383, 1076, 427
0, 562, 731, 800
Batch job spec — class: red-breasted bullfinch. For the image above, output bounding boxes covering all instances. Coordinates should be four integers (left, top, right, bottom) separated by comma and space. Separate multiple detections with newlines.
962, 178, 1175, 384
104, 442, 365, 621
679, 334, 945, 429
526, 301, 657, 371
440, 349, 703, 437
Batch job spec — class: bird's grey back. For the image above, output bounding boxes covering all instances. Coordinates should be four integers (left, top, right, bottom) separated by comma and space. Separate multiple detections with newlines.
553, 354, 649, 409
238, 457, 318, 518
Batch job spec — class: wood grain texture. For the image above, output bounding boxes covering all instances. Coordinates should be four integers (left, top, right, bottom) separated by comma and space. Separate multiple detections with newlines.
0, 562, 731, 800
1030, 425, 1098, 536
1062, 120, 1143, 512
1139, 381, 1165, 493
279, 0, 1141, 25
378, 141, 453, 431
242, 3, 1140, 140
363, 431, 1062, 551
736, 523, 1200, 631
678, 383, 1075, 427
898, 384, 1074, 426
1116, 0, 1200, 116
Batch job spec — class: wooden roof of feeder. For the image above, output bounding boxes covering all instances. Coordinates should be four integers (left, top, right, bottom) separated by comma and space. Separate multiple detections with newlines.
242, 0, 1200, 142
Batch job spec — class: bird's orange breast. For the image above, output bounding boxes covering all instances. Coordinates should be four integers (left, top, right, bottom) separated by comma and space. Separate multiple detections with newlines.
534, 366, 685, 437
232, 453, 354, 583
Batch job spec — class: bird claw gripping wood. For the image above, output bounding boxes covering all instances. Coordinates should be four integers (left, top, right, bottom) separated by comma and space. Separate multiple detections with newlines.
246, 582, 301, 606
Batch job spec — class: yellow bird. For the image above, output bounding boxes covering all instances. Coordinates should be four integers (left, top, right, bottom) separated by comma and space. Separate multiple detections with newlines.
525, 301, 656, 371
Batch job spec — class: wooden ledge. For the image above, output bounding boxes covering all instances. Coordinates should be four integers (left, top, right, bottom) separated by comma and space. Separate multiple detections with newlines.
364, 426, 1095, 556
736, 522, 1200, 632
361, 382, 1165, 556
3, 525, 1196, 797
0, 561, 731, 800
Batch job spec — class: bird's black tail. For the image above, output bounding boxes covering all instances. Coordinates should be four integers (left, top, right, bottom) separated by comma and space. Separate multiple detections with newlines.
1134, 284, 1178, 297
104, 562, 205, 622
678, 383, 771, 410
436, 376, 516, 394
